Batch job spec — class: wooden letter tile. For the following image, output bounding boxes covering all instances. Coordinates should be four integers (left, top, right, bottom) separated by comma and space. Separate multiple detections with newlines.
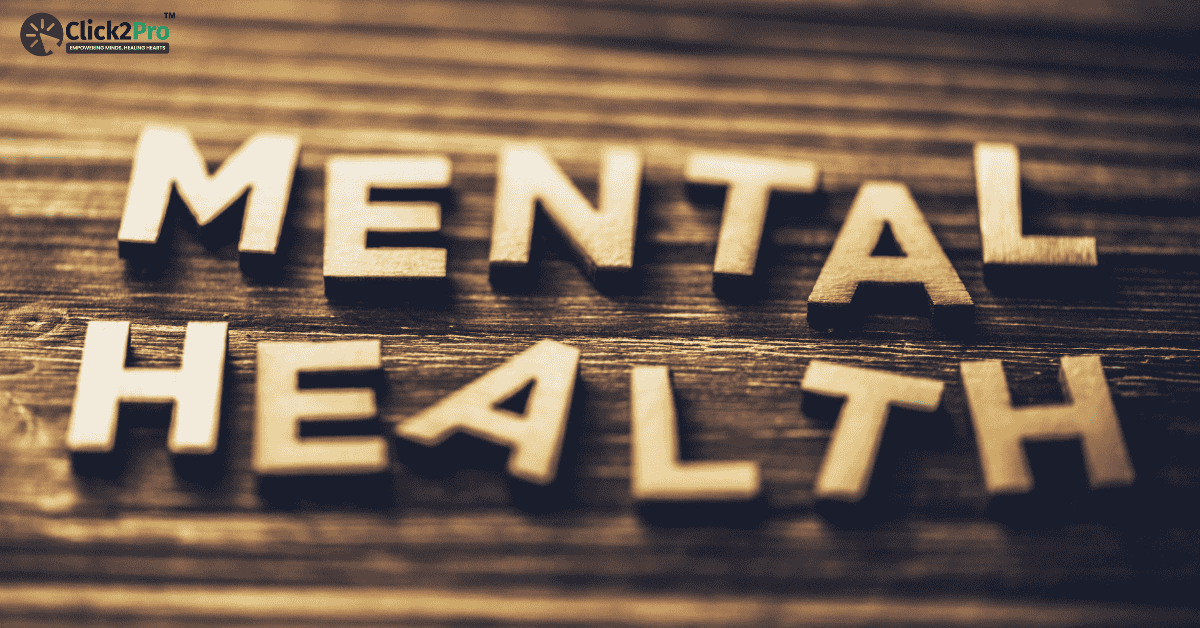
975, 142, 1097, 268
807, 182, 973, 330
802, 361, 943, 502
254, 340, 387, 475
685, 153, 819, 280
118, 125, 300, 257
489, 144, 642, 276
960, 355, 1134, 495
323, 155, 450, 287
67, 321, 228, 455
394, 340, 580, 485
630, 366, 760, 501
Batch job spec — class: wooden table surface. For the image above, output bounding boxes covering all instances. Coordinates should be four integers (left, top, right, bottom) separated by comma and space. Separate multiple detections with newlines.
2, 1, 1199, 625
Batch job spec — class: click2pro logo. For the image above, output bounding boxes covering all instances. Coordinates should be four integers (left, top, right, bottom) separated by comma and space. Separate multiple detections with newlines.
20, 13, 62, 56
21, 13, 172, 55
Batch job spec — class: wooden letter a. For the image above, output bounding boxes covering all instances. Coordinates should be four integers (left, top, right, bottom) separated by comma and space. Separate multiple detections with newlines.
394, 340, 580, 485
808, 182, 973, 331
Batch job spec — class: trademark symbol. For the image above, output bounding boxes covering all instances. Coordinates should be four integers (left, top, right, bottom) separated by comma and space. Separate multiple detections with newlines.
163, 12, 176, 19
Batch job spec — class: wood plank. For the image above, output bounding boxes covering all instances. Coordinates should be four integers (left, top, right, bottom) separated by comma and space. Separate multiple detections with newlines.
2, 1, 1199, 625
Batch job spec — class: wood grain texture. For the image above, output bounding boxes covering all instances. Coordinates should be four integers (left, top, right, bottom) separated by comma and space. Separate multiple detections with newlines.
2, 1, 1199, 625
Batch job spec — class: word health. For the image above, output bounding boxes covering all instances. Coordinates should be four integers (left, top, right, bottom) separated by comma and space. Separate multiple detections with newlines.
67, 323, 1134, 502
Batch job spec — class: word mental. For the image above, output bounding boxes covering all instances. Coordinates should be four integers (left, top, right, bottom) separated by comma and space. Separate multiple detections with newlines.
118, 126, 1098, 331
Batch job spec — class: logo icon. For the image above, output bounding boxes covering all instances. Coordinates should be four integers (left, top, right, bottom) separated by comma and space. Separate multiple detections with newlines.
21, 13, 62, 56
